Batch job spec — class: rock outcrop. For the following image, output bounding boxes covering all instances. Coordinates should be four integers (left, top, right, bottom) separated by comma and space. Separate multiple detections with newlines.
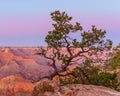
1, 76, 120, 96
32, 80, 120, 96
0, 75, 34, 96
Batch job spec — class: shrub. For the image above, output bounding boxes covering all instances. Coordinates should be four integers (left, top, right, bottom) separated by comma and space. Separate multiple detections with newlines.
90, 72, 120, 90
59, 60, 120, 91
105, 44, 120, 70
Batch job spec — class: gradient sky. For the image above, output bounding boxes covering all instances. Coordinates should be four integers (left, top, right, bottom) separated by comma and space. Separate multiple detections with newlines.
0, 0, 120, 46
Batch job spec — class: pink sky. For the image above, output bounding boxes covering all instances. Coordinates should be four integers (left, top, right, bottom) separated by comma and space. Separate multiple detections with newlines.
0, 15, 52, 36
0, 0, 120, 46
0, 14, 120, 36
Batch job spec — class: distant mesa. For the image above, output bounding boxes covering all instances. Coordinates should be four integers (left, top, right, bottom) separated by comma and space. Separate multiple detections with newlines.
0, 47, 51, 81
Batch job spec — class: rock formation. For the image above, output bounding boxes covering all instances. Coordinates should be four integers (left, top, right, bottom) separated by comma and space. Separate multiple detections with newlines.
32, 80, 120, 96
0, 75, 33, 96
0, 47, 51, 81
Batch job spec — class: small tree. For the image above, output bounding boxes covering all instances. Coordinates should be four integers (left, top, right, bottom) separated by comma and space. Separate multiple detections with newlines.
37, 10, 112, 80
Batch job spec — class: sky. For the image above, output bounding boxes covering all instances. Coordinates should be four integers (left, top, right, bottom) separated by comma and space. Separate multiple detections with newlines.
0, 0, 120, 46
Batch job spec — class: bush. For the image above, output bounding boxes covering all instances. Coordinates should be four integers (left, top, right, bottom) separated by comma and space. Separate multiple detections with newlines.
89, 72, 120, 90
105, 44, 120, 70
59, 60, 120, 91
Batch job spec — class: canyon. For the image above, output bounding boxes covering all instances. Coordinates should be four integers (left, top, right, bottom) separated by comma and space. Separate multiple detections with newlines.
0, 47, 120, 96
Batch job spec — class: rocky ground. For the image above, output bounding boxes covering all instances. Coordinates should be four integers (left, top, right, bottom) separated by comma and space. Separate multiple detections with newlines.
1, 76, 120, 96
0, 75, 33, 96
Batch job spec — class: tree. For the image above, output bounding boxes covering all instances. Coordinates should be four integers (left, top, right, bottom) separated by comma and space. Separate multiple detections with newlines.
37, 10, 112, 80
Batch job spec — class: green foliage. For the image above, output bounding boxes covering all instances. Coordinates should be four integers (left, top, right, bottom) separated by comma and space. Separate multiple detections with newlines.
105, 43, 120, 69
38, 10, 112, 79
60, 68, 120, 90
45, 10, 112, 50
90, 72, 120, 90
59, 60, 99, 85
38, 10, 114, 91
59, 59, 120, 91
45, 10, 83, 48
71, 60, 99, 84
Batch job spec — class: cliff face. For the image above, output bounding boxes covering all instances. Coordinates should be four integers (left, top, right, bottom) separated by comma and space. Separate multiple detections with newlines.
0, 47, 52, 81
